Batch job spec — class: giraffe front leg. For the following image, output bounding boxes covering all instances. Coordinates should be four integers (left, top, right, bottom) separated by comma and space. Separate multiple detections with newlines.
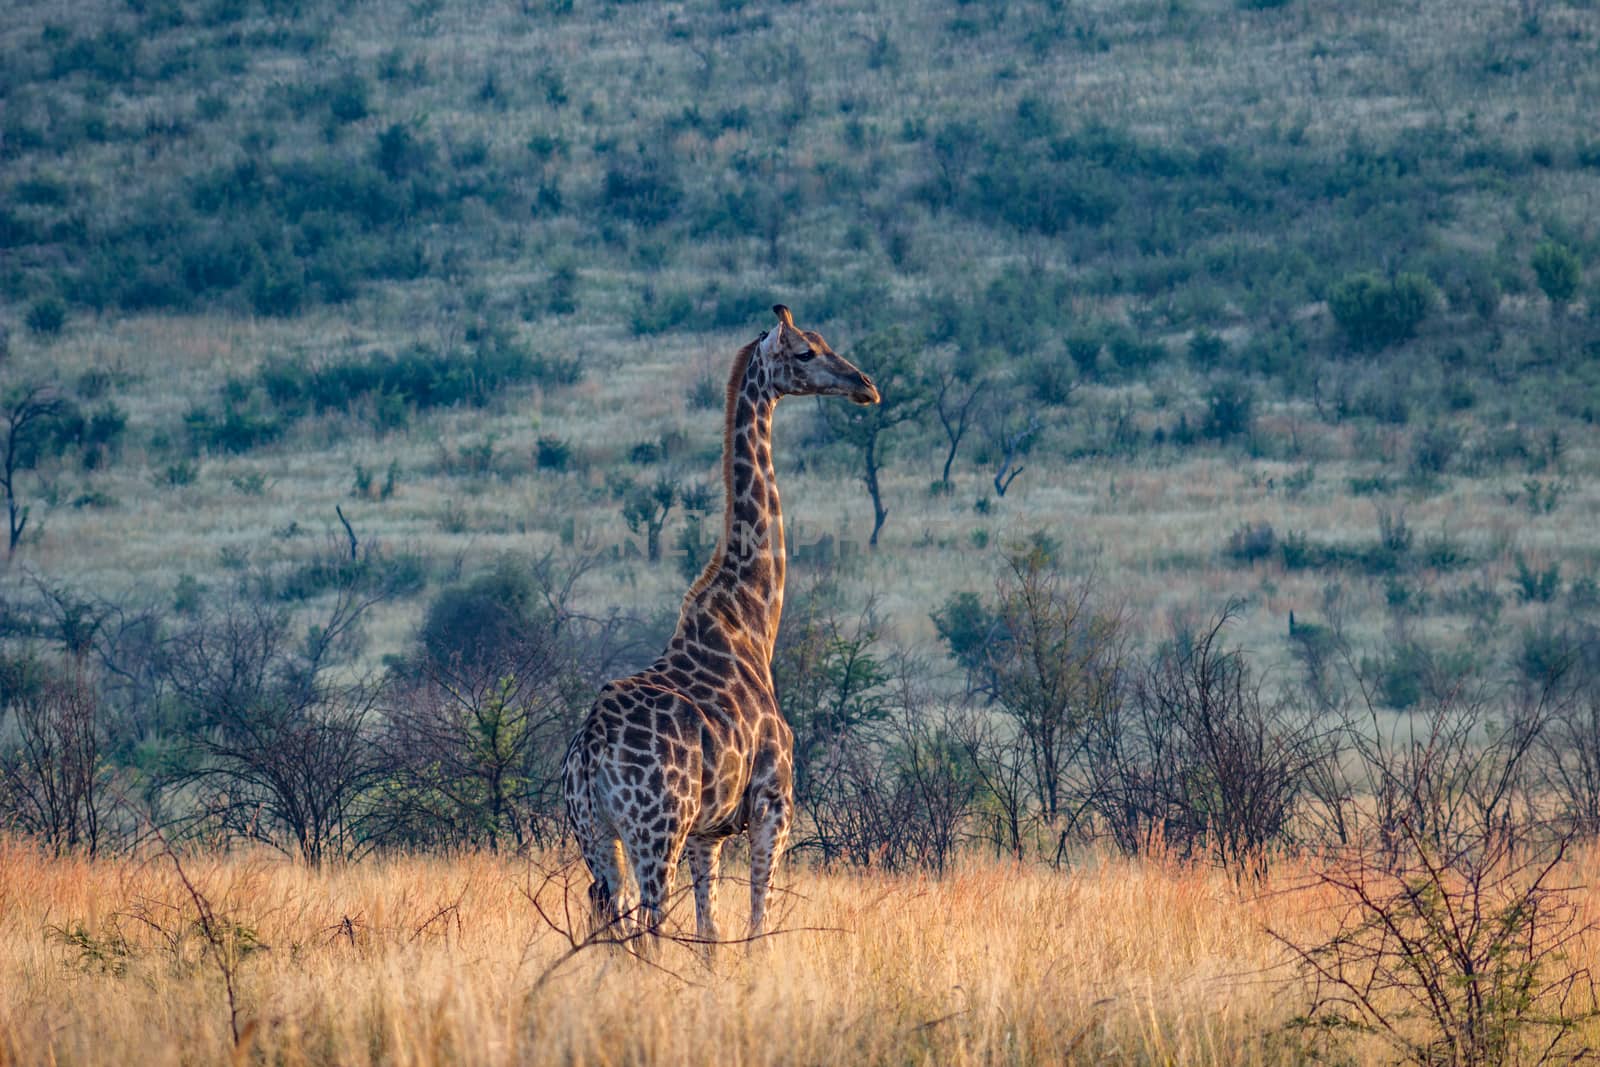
687, 836, 723, 960
747, 792, 791, 940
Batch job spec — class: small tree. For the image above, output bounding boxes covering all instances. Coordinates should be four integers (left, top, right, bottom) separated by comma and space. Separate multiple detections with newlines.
1202, 378, 1255, 441
772, 577, 893, 862
1531, 240, 1582, 312
983, 404, 1040, 498
1120, 602, 1329, 873
1276, 827, 1598, 1067
823, 329, 932, 547
984, 545, 1128, 834
382, 648, 578, 851
618, 475, 678, 563
2, 384, 66, 557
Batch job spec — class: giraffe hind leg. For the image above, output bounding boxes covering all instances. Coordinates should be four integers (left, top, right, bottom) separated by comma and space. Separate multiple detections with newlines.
621, 816, 687, 953
747, 791, 791, 940
564, 746, 633, 937
580, 835, 630, 936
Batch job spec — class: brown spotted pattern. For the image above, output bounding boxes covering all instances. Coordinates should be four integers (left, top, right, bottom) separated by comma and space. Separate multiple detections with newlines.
562, 306, 878, 944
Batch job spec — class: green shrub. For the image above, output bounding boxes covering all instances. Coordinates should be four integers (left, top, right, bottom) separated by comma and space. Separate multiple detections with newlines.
255, 332, 558, 424
1023, 354, 1075, 406
1225, 521, 1277, 564
1369, 642, 1431, 709
25, 297, 66, 336
1513, 554, 1560, 604
184, 404, 284, 454
1328, 271, 1437, 351
631, 288, 695, 335
374, 122, 435, 180
326, 73, 371, 124
1531, 240, 1581, 307
1066, 333, 1102, 378
417, 558, 547, 672
247, 249, 307, 317
601, 156, 682, 227
535, 436, 570, 471
1409, 422, 1463, 479
1107, 332, 1166, 374
932, 591, 1005, 681
47, 27, 141, 83
1187, 329, 1227, 367
1202, 378, 1255, 440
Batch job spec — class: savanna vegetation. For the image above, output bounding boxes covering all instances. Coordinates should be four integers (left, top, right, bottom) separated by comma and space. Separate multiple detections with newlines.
5, 0, 1600, 1061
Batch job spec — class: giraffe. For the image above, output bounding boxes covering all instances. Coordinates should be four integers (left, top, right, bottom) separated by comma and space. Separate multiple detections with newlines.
561, 304, 879, 947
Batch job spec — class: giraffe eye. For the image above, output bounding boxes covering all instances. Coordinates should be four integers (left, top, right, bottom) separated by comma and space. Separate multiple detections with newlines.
795, 348, 816, 362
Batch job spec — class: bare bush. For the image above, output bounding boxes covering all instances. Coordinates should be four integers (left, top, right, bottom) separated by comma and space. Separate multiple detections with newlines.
0, 653, 118, 855
161, 585, 384, 865
1276, 826, 1598, 1066
1086, 601, 1331, 873
1339, 674, 1550, 868
804, 654, 978, 873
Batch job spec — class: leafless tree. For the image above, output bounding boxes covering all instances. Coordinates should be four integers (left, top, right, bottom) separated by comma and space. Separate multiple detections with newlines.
1342, 673, 1550, 869
952, 700, 1033, 859
799, 647, 980, 873
933, 361, 987, 489
1104, 602, 1333, 874
983, 406, 1039, 498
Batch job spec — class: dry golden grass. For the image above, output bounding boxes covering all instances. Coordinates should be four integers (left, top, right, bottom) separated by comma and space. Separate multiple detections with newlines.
4, 838, 1600, 1065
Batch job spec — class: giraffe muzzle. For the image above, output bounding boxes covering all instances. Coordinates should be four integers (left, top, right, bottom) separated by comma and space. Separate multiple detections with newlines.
849, 374, 880, 405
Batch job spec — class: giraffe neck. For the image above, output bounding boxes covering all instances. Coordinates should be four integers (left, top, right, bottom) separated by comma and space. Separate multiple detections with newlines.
682, 340, 785, 660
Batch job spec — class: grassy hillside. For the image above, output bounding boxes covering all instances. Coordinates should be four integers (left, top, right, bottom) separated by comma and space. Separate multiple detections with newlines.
3, 0, 1600, 671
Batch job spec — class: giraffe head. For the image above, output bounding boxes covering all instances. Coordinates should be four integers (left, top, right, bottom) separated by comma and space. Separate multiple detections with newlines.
757, 305, 880, 405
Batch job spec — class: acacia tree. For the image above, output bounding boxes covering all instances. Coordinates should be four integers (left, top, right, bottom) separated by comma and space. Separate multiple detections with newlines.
823, 329, 931, 547
2, 384, 65, 557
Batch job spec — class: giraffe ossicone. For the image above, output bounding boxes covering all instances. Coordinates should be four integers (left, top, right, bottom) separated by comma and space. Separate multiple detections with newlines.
561, 305, 878, 947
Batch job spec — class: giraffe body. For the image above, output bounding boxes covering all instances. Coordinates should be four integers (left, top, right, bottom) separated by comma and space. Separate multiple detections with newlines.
562, 305, 878, 943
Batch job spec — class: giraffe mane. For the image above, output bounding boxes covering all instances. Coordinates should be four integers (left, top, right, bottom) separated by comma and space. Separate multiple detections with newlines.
685, 336, 760, 601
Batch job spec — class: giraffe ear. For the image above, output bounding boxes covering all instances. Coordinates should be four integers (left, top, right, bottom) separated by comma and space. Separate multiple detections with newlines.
760, 307, 792, 357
